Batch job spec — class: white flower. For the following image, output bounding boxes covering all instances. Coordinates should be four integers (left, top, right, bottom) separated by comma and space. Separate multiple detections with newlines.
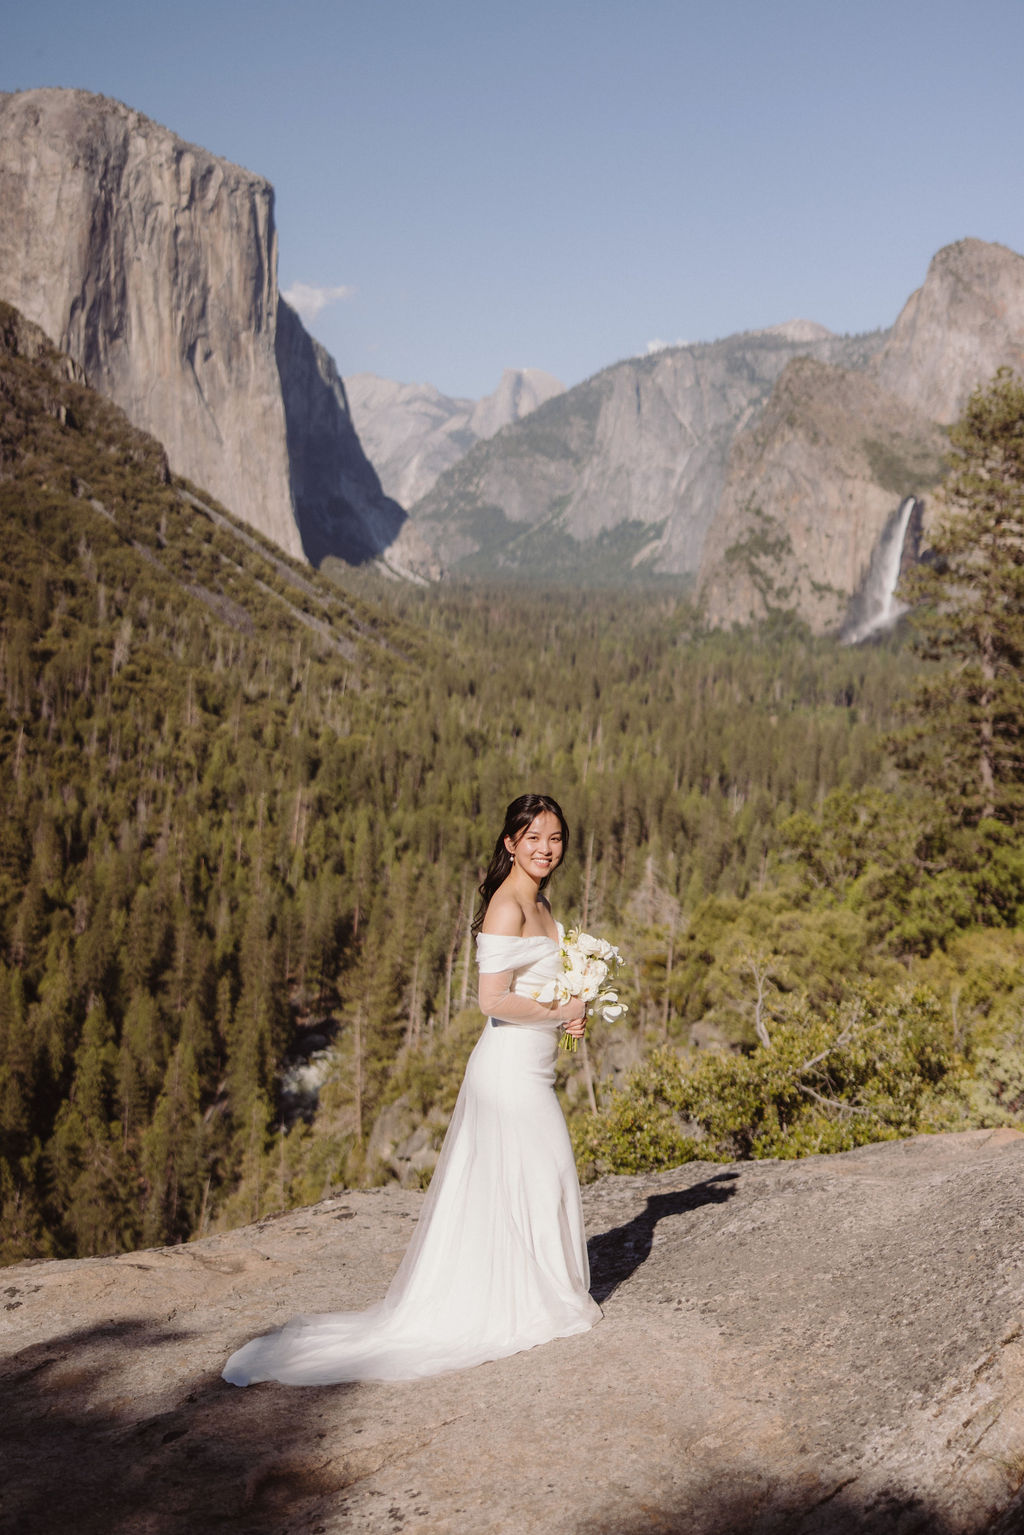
554, 929, 628, 1048
560, 966, 589, 996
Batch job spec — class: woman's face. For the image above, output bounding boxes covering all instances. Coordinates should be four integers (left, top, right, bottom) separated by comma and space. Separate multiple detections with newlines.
506, 811, 564, 881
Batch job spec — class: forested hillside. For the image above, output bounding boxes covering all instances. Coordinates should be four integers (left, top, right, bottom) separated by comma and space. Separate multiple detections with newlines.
0, 304, 424, 1258
2, 306, 1023, 1263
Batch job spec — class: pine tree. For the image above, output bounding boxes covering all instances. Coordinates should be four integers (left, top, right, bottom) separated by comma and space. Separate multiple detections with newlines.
141, 1039, 203, 1245
47, 998, 138, 1254
899, 368, 1024, 825
0, 965, 33, 1161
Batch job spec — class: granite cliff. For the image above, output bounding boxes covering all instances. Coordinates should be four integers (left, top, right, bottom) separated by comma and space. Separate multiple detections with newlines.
695, 240, 1024, 629
873, 239, 1024, 423
4, 86, 1019, 619
346, 366, 565, 507
0, 88, 415, 571
3, 1130, 1024, 1534
411, 240, 1024, 630
697, 357, 948, 631
411, 325, 886, 586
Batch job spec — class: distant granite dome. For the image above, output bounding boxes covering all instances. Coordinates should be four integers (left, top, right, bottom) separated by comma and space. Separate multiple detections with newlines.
346, 367, 564, 507
409, 324, 888, 586
755, 319, 835, 343
6, 97, 1018, 622
0, 87, 418, 571
872, 238, 1024, 423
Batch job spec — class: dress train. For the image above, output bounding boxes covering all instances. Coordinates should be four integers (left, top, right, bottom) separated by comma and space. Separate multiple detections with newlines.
222, 931, 600, 1385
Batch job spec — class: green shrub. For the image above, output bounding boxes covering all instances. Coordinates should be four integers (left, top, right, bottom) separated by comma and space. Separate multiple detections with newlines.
573, 987, 961, 1179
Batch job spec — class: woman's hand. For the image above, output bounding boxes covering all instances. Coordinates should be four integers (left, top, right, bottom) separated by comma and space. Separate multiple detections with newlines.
561, 999, 587, 1039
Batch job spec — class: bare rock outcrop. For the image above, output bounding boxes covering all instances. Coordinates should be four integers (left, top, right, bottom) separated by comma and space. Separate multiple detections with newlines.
4, 1129, 1024, 1534
346, 367, 565, 507
466, 366, 565, 440
0, 88, 412, 570
411, 329, 885, 582
697, 240, 1024, 632
756, 318, 835, 344
0, 302, 86, 385
273, 299, 405, 564
698, 357, 948, 632
873, 239, 1024, 423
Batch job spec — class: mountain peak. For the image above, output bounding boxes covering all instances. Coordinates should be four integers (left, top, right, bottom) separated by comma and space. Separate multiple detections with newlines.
754, 318, 834, 343
873, 237, 1024, 423
0, 86, 409, 569
347, 366, 565, 507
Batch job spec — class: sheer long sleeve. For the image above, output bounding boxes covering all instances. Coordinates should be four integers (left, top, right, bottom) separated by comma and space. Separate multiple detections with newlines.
478, 968, 570, 1025
476, 932, 575, 1028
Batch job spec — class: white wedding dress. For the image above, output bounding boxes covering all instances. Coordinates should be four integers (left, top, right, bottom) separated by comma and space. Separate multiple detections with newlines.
222, 929, 601, 1385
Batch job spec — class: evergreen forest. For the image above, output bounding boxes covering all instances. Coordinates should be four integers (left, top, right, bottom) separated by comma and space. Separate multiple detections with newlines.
2, 304, 1023, 1265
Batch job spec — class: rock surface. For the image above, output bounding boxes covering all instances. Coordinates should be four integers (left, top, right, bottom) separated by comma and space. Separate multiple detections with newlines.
0, 88, 412, 571
347, 368, 565, 507
4, 1129, 1024, 1534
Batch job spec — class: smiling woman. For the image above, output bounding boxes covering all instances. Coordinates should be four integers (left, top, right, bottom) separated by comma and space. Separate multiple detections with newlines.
222, 792, 601, 1386
473, 791, 570, 934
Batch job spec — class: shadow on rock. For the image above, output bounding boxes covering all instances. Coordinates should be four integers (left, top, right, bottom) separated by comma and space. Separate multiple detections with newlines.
0, 1316, 356, 1535
588, 1172, 739, 1304
576, 1471, 1024, 1535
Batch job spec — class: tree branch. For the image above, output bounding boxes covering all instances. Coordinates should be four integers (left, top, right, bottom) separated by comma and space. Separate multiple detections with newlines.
797, 1082, 871, 1117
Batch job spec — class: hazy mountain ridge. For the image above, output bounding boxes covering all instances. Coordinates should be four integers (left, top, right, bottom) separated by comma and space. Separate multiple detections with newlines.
0, 87, 423, 575
412, 324, 889, 588
5, 91, 1018, 628
411, 239, 1024, 628
346, 366, 565, 507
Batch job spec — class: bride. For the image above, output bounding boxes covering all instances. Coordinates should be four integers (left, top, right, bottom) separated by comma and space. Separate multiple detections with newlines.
222, 793, 602, 1385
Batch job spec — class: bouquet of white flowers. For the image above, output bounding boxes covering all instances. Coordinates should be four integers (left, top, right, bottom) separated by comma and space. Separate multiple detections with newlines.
532, 926, 628, 1052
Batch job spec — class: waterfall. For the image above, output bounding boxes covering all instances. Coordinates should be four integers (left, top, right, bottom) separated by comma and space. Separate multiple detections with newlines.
841, 496, 920, 644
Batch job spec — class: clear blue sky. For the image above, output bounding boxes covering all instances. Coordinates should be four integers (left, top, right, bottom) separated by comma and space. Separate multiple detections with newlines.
4, 0, 1024, 399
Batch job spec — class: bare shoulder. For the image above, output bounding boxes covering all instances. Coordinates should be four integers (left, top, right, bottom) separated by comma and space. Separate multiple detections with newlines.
480, 887, 527, 937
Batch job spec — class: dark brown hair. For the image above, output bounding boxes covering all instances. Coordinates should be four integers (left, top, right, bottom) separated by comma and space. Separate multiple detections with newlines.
471, 793, 571, 935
